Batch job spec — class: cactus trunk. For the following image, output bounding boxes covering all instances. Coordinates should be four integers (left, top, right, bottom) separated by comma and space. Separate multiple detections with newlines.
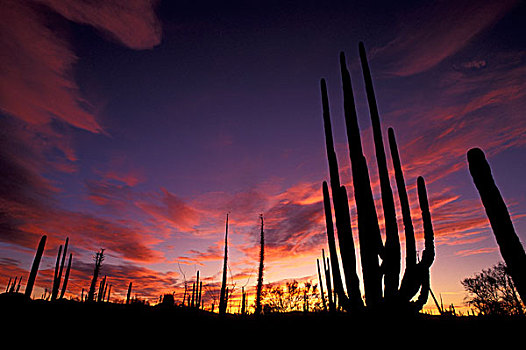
25, 235, 47, 299
340, 51, 383, 307
87, 249, 104, 302
317, 258, 327, 311
59, 253, 72, 299
359, 42, 400, 298
219, 213, 229, 315
322, 181, 349, 310
255, 214, 265, 315
126, 282, 132, 305
322, 249, 335, 312
388, 128, 417, 273
320, 80, 363, 310
52, 237, 68, 301
467, 147, 526, 303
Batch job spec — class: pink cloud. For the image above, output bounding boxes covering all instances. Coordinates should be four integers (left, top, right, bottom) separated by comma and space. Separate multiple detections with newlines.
137, 188, 202, 232
0, 0, 102, 133
454, 247, 498, 257
39, 0, 162, 50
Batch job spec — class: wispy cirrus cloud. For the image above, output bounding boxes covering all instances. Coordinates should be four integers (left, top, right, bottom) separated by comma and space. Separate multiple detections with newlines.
373, 0, 518, 76
381, 50, 526, 187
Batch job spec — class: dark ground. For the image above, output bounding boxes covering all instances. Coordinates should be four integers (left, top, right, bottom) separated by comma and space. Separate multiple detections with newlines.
2, 293, 524, 347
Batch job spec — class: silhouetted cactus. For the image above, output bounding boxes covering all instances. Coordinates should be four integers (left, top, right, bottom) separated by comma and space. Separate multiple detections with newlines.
126, 282, 133, 305
321, 249, 335, 312
59, 253, 72, 299
194, 270, 200, 308
359, 43, 400, 299
388, 128, 417, 279
467, 147, 526, 304
339, 51, 383, 307
320, 42, 436, 313
255, 214, 265, 315
25, 235, 47, 299
51, 237, 69, 301
190, 282, 196, 307
320, 80, 363, 310
316, 258, 327, 311
219, 214, 229, 315
97, 275, 107, 302
15, 277, 22, 293
5, 276, 22, 293
241, 286, 247, 315
87, 249, 104, 302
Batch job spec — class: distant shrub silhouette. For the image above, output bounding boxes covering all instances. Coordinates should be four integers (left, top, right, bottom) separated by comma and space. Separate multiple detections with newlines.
462, 262, 524, 316
319, 42, 435, 314
467, 148, 526, 305
261, 280, 322, 313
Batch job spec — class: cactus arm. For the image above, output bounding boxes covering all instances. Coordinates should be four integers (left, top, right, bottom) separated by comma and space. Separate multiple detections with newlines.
417, 177, 435, 270
388, 128, 417, 270
317, 258, 327, 311
51, 244, 63, 300
322, 249, 335, 312
320, 80, 362, 309
322, 181, 351, 310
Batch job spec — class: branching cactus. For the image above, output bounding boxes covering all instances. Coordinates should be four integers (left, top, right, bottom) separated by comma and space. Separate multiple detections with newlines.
320, 42, 436, 313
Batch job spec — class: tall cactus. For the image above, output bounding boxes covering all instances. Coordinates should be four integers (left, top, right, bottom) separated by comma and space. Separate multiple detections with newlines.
87, 249, 104, 302
322, 180, 349, 310
59, 253, 72, 299
126, 282, 133, 305
219, 213, 229, 315
316, 258, 327, 311
388, 128, 417, 275
25, 235, 47, 299
467, 147, 526, 304
359, 43, 400, 298
322, 249, 335, 312
320, 42, 436, 313
255, 214, 265, 315
340, 51, 383, 307
51, 237, 68, 301
320, 80, 363, 310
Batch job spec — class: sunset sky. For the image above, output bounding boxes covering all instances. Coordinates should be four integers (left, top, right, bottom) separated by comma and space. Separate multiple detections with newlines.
1, 0, 525, 313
